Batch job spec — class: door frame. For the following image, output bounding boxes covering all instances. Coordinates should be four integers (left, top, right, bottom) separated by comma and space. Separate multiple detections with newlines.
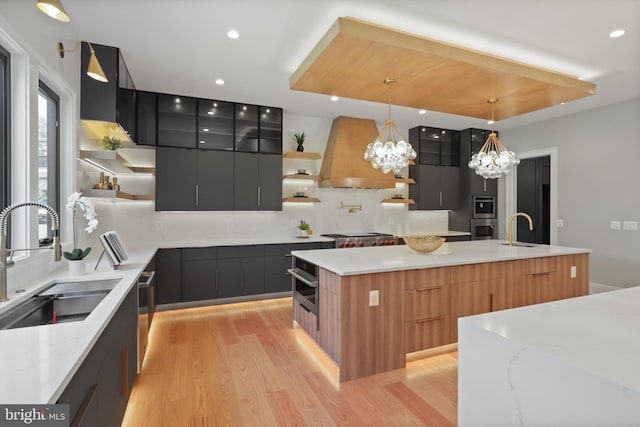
504, 146, 558, 245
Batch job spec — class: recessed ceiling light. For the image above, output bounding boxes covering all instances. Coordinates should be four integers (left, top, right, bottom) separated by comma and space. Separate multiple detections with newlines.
418, 109, 427, 115
330, 96, 339, 101
215, 79, 224, 85
487, 120, 495, 125
227, 30, 240, 39
560, 102, 565, 105
609, 29, 625, 38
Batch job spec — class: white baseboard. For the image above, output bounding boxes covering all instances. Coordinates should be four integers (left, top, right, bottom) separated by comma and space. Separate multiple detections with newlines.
589, 282, 622, 294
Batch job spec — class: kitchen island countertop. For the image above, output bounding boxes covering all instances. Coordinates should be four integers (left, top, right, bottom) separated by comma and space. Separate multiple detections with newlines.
291, 240, 590, 276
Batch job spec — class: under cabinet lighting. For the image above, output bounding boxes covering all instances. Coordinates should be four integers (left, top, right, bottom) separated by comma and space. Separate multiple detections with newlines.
207, 111, 214, 115
202, 128, 209, 132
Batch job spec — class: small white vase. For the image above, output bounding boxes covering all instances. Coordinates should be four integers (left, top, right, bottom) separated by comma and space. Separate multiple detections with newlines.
68, 259, 86, 276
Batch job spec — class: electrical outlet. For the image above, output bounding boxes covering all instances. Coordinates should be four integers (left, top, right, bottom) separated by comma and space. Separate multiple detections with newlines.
570, 265, 577, 278
610, 220, 621, 230
556, 219, 564, 228
369, 290, 379, 307
623, 221, 638, 231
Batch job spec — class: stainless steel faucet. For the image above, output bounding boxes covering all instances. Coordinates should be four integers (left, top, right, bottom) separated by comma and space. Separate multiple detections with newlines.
0, 202, 62, 301
507, 212, 534, 246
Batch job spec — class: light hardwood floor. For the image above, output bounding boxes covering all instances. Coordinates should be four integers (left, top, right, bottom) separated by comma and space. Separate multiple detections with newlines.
122, 298, 458, 427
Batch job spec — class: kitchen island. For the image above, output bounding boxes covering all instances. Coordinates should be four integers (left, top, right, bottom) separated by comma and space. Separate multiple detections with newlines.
291, 240, 590, 381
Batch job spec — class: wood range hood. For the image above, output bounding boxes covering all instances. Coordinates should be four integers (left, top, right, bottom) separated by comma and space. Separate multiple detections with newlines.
319, 116, 396, 189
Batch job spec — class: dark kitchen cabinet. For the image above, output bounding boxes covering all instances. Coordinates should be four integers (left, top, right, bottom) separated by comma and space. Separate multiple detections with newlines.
264, 242, 334, 294
135, 90, 157, 146
80, 42, 136, 140
157, 94, 197, 148
259, 106, 283, 154
156, 248, 182, 304
57, 285, 137, 427
182, 247, 218, 302
409, 126, 460, 211
155, 147, 234, 211
198, 99, 234, 151
218, 245, 265, 297
235, 104, 259, 152
234, 152, 282, 211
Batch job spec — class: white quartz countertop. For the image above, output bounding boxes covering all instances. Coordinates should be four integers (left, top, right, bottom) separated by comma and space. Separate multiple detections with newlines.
459, 286, 640, 392
154, 235, 335, 248
291, 240, 590, 276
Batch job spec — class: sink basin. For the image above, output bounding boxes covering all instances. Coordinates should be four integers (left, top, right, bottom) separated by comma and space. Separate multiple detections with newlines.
0, 278, 120, 330
501, 242, 537, 248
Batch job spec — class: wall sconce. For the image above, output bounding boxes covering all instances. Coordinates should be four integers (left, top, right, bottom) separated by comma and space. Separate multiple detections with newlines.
36, 0, 70, 22
57, 41, 109, 83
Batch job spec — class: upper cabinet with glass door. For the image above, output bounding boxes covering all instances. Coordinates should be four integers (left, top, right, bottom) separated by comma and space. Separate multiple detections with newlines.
259, 107, 282, 154
235, 104, 259, 152
157, 94, 197, 148
198, 100, 234, 150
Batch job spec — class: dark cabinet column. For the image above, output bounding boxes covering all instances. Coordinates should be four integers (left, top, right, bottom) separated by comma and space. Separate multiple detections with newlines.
156, 248, 182, 304
135, 91, 157, 146
258, 154, 283, 211
197, 150, 234, 211
217, 258, 243, 298
417, 165, 441, 209
155, 147, 197, 211
233, 152, 260, 210
241, 256, 265, 295
182, 259, 217, 301
441, 166, 460, 210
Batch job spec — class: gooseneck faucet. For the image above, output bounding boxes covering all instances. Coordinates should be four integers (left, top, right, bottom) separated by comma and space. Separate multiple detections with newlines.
507, 212, 534, 246
0, 202, 61, 302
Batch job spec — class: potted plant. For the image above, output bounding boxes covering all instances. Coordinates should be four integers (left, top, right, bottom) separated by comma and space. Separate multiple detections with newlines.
64, 192, 98, 274
298, 220, 312, 236
102, 135, 121, 151
294, 132, 305, 152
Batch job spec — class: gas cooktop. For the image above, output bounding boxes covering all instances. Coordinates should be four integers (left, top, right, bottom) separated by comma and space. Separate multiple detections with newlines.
321, 232, 397, 248
321, 232, 393, 238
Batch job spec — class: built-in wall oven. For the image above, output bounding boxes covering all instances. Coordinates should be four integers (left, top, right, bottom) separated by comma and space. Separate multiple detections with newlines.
471, 218, 498, 240
473, 196, 496, 219
288, 256, 319, 316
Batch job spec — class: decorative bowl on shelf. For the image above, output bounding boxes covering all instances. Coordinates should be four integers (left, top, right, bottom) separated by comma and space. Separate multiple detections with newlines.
403, 235, 446, 253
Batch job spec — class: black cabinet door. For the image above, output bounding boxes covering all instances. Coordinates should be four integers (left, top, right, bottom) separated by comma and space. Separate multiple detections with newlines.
418, 165, 441, 209
440, 129, 460, 166
235, 104, 259, 152
259, 107, 282, 154
118, 88, 136, 141
155, 147, 197, 211
233, 152, 259, 210
241, 256, 265, 295
157, 94, 197, 148
81, 43, 118, 123
418, 127, 441, 165
135, 91, 157, 146
440, 166, 460, 210
217, 258, 243, 298
258, 154, 282, 211
182, 259, 217, 302
197, 150, 234, 211
198, 99, 234, 151
156, 248, 182, 304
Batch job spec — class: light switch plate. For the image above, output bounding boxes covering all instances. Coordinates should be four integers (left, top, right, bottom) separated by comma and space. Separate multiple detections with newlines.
570, 266, 577, 278
369, 290, 379, 307
623, 221, 638, 231
610, 220, 621, 230
556, 219, 564, 228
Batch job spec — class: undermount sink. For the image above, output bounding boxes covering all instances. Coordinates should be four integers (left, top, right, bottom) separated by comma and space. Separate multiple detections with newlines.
0, 278, 120, 330
501, 242, 537, 248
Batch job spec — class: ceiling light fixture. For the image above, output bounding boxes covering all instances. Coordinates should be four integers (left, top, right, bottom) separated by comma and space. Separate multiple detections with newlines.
609, 29, 625, 38
36, 0, 70, 22
364, 78, 417, 174
330, 96, 339, 101
468, 99, 519, 179
57, 41, 108, 83
418, 109, 427, 115
227, 30, 240, 39
215, 78, 224, 85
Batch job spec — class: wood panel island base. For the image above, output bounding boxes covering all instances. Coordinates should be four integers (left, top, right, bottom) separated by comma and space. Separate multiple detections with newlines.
291, 241, 589, 382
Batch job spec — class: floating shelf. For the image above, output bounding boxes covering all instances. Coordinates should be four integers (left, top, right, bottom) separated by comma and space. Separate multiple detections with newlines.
79, 150, 156, 175
283, 197, 321, 203
283, 173, 320, 180
283, 152, 322, 159
83, 189, 155, 201
395, 178, 416, 184
382, 198, 415, 204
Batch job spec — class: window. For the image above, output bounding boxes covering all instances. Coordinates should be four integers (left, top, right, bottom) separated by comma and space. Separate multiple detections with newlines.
0, 45, 9, 212
37, 81, 59, 245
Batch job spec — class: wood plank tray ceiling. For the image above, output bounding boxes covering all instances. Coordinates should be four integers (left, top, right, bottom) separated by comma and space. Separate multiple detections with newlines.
290, 17, 596, 120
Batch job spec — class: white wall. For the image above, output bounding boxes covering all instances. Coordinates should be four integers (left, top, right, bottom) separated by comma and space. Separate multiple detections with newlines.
500, 98, 640, 288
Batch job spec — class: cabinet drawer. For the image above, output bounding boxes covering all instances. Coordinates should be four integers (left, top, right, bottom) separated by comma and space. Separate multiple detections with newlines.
405, 267, 450, 290
405, 285, 450, 321
218, 245, 264, 258
526, 257, 557, 275
292, 300, 319, 342
182, 247, 217, 261
405, 315, 451, 353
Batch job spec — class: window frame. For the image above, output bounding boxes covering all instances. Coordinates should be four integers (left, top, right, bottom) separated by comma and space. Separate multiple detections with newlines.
0, 44, 10, 213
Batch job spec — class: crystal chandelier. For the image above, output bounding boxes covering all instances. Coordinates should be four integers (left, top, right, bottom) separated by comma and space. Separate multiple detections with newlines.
364, 78, 417, 174
468, 99, 519, 179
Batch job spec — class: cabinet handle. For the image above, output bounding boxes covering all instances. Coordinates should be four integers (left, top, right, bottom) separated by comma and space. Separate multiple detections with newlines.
489, 293, 494, 312
416, 315, 442, 324
195, 184, 199, 206
257, 186, 261, 206
439, 191, 443, 207
71, 384, 99, 427
415, 286, 441, 292
216, 269, 219, 291
122, 348, 129, 397
240, 270, 244, 290
483, 179, 487, 192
